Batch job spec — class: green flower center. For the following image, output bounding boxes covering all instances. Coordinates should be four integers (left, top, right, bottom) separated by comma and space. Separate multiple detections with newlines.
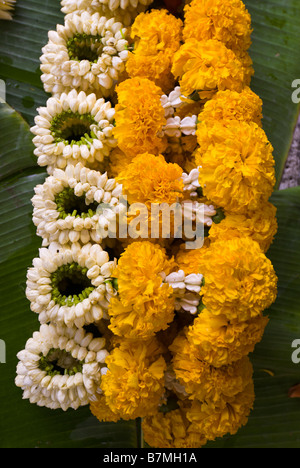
51, 262, 95, 306
39, 348, 83, 377
67, 33, 104, 63
50, 110, 96, 146
55, 187, 99, 219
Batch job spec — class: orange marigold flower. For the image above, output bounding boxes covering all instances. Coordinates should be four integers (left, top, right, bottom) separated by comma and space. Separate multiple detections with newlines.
186, 382, 255, 441
143, 404, 207, 449
113, 77, 167, 157
116, 153, 184, 207
197, 237, 278, 322
101, 337, 167, 420
195, 120, 276, 214
171, 38, 246, 100
183, 0, 252, 55
170, 332, 253, 406
90, 395, 121, 423
198, 87, 263, 127
108, 241, 177, 339
208, 202, 278, 253
126, 9, 183, 93
187, 308, 269, 368
175, 240, 210, 276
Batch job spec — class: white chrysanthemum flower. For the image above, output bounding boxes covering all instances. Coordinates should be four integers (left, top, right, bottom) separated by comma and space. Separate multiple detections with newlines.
15, 323, 110, 411
40, 12, 129, 97
26, 242, 117, 328
31, 90, 117, 175
61, 0, 152, 27
32, 163, 123, 246
0, 0, 16, 20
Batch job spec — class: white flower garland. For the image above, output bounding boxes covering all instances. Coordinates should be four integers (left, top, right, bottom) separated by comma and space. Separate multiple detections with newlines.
15, 323, 109, 411
31, 90, 117, 174
26, 242, 117, 328
61, 0, 153, 26
32, 163, 122, 246
40, 11, 129, 97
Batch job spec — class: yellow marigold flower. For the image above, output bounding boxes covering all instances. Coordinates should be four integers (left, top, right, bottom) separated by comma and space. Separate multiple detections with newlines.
108, 241, 176, 339
208, 202, 278, 253
116, 153, 184, 207
113, 77, 167, 157
0, 0, 16, 20
175, 240, 210, 276
90, 395, 121, 423
142, 405, 207, 448
115, 153, 185, 241
186, 381, 255, 441
170, 333, 253, 405
182, 0, 255, 86
183, 0, 252, 55
171, 38, 246, 100
114, 241, 175, 302
195, 120, 276, 214
198, 237, 278, 322
198, 87, 263, 127
187, 308, 269, 368
126, 9, 183, 93
108, 294, 175, 340
101, 338, 167, 420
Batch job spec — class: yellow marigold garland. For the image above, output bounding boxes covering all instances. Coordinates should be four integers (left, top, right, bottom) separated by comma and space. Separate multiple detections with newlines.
15, 0, 279, 450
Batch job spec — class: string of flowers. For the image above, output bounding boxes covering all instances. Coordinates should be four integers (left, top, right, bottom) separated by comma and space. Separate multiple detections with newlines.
15, 0, 278, 449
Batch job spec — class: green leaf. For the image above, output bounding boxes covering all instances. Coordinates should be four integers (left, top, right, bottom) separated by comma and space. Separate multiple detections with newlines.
205, 187, 300, 448
0, 0, 64, 125
0, 0, 63, 83
244, 0, 300, 186
0, 102, 37, 182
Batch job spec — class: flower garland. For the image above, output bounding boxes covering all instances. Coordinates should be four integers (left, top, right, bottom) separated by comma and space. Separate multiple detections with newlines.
15, 0, 278, 449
